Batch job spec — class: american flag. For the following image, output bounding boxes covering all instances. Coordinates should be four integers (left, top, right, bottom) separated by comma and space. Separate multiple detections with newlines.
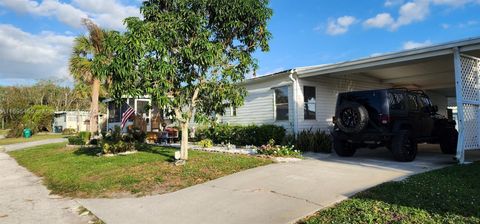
121, 104, 135, 128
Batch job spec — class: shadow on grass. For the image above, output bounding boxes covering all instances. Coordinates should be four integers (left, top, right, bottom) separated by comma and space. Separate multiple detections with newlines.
72, 143, 177, 162
73, 146, 102, 156
352, 162, 480, 219
138, 144, 176, 162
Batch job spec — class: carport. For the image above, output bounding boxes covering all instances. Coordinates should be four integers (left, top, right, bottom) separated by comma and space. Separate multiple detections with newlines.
296, 37, 480, 163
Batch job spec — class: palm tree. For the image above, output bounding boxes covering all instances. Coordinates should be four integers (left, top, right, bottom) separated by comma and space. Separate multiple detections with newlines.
69, 19, 109, 134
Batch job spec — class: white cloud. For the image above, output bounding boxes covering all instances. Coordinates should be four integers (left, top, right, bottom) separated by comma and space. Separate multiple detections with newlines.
0, 0, 88, 28
364, 0, 430, 31
364, 13, 394, 28
385, 0, 405, 7
392, 0, 430, 30
326, 16, 357, 35
0, 0, 140, 30
403, 40, 433, 50
72, 0, 141, 30
0, 24, 74, 82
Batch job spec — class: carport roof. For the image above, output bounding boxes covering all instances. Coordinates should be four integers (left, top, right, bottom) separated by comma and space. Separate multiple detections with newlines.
294, 37, 480, 77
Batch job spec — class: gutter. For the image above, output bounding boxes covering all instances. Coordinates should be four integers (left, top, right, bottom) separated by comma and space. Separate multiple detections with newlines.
288, 69, 299, 134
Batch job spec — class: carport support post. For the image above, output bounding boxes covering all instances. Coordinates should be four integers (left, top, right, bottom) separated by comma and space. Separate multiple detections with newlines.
453, 47, 466, 164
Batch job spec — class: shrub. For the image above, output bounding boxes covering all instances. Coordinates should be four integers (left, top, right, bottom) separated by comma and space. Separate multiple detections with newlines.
198, 139, 213, 148
78, 132, 91, 144
101, 141, 136, 154
62, 128, 77, 135
196, 124, 286, 146
7, 123, 24, 138
295, 129, 332, 153
257, 139, 301, 157
68, 136, 85, 145
22, 105, 54, 133
89, 139, 99, 145
124, 127, 146, 143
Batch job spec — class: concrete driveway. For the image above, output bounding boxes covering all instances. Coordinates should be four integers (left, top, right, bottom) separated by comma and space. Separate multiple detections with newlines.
80, 145, 480, 224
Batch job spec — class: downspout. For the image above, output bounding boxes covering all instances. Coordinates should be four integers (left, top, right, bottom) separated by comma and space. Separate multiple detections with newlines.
289, 69, 299, 134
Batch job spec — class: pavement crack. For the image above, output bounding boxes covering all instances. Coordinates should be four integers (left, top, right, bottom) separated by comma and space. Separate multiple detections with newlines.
269, 190, 323, 206
208, 184, 322, 207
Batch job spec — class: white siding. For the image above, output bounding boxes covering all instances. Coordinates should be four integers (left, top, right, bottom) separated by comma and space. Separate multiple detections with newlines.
221, 74, 391, 133
296, 75, 392, 132
221, 74, 295, 132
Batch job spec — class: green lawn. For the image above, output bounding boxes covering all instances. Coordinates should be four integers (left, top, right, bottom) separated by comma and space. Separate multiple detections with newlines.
0, 134, 68, 145
9, 143, 273, 198
300, 162, 480, 224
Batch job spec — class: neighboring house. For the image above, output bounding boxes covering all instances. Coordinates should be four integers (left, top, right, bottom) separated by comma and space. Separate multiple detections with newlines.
53, 111, 107, 133
53, 111, 90, 133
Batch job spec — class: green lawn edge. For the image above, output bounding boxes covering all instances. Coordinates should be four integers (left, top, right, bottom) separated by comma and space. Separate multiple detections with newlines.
8, 143, 273, 198
299, 162, 480, 224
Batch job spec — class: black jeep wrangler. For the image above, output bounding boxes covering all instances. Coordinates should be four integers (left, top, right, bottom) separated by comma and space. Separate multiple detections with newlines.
332, 88, 458, 162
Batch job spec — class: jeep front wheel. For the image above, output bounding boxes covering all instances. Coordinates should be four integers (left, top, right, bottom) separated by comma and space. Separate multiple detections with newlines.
439, 128, 458, 155
391, 130, 417, 162
334, 138, 356, 157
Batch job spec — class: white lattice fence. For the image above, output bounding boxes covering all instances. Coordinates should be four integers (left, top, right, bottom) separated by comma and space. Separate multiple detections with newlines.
455, 49, 480, 163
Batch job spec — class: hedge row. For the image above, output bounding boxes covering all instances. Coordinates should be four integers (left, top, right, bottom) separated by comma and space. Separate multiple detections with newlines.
195, 124, 286, 146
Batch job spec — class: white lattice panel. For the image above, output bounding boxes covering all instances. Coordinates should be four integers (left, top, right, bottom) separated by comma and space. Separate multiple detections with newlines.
459, 55, 480, 151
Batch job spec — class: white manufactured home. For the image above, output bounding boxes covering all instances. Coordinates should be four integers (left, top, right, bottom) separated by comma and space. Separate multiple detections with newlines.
53, 111, 90, 133
221, 37, 480, 163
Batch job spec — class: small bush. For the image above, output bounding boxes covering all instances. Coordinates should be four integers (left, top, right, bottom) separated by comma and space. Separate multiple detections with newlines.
257, 139, 301, 157
124, 127, 146, 143
78, 132, 91, 144
198, 139, 213, 148
62, 128, 76, 135
295, 129, 332, 153
101, 141, 136, 154
22, 105, 54, 133
7, 123, 24, 138
196, 124, 286, 146
89, 139, 99, 145
68, 136, 85, 145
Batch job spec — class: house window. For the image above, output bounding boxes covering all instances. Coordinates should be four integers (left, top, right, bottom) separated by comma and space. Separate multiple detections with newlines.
304, 86, 316, 120
108, 102, 121, 123
230, 106, 237, 117
274, 86, 289, 121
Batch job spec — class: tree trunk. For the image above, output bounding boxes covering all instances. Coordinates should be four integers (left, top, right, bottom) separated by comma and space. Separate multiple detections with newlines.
180, 122, 189, 160
89, 78, 100, 135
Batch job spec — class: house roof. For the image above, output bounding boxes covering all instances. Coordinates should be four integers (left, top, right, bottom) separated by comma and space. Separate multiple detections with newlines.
245, 36, 480, 84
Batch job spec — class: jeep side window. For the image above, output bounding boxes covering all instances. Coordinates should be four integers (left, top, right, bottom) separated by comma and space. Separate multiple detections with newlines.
388, 92, 406, 110
418, 95, 432, 109
407, 94, 419, 111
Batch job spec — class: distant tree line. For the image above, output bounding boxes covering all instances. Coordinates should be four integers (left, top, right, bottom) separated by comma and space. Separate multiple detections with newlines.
0, 80, 92, 129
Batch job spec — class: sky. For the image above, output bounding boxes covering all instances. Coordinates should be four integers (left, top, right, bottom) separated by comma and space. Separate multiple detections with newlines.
0, 0, 479, 86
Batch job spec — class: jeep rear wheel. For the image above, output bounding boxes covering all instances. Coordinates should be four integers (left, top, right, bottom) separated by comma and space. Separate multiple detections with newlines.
335, 101, 369, 134
391, 130, 417, 162
439, 128, 458, 155
334, 138, 356, 157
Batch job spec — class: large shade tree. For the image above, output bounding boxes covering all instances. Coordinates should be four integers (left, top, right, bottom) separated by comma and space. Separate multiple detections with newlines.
105, 0, 272, 160
69, 19, 112, 134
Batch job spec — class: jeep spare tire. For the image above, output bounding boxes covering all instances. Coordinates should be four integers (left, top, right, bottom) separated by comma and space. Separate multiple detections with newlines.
336, 101, 369, 133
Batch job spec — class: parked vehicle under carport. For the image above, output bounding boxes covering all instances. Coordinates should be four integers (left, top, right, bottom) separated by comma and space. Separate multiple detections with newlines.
332, 88, 458, 162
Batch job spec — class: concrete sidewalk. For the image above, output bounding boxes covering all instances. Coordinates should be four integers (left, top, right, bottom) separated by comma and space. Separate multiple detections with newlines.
80, 145, 480, 224
1, 138, 67, 152
0, 151, 89, 224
